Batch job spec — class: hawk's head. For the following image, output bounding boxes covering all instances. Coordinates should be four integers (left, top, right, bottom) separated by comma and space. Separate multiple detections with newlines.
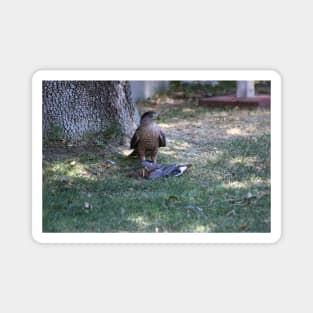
140, 111, 160, 122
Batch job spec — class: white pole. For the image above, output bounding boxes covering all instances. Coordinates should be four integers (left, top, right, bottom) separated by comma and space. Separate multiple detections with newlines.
236, 81, 255, 97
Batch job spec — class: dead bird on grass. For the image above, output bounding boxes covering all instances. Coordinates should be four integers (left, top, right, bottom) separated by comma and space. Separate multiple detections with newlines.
129, 160, 192, 180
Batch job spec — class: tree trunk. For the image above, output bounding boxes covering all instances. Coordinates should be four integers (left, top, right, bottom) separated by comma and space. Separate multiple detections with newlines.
42, 81, 139, 142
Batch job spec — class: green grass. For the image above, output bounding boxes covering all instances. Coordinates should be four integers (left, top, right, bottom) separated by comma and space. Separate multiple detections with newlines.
43, 104, 271, 233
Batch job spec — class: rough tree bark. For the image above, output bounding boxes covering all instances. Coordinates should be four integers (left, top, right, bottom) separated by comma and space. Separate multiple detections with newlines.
43, 81, 139, 142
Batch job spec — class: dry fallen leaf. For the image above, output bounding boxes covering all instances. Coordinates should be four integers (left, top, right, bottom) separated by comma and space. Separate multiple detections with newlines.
226, 209, 235, 216
84, 202, 92, 209
245, 192, 253, 199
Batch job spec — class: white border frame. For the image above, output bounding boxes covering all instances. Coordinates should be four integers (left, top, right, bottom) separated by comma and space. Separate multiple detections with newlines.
32, 70, 281, 243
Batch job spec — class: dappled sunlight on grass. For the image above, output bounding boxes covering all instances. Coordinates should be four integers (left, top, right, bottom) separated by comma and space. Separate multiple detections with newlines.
226, 127, 243, 136
171, 141, 191, 150
48, 161, 88, 177
159, 149, 177, 156
194, 225, 207, 232
246, 126, 257, 133
222, 181, 249, 189
44, 161, 88, 181
249, 176, 270, 186
225, 126, 258, 137
205, 150, 225, 165
182, 107, 196, 113
222, 177, 270, 190
127, 215, 151, 228
43, 157, 123, 185
229, 156, 258, 166
43, 103, 271, 233
159, 120, 202, 129
120, 149, 133, 156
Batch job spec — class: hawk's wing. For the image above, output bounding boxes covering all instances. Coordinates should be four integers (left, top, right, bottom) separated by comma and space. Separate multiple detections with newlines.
159, 130, 166, 147
130, 127, 140, 149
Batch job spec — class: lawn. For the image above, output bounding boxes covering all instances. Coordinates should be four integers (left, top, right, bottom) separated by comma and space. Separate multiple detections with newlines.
43, 102, 271, 233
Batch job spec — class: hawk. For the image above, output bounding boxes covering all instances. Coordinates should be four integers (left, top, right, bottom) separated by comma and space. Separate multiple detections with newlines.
130, 111, 166, 163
